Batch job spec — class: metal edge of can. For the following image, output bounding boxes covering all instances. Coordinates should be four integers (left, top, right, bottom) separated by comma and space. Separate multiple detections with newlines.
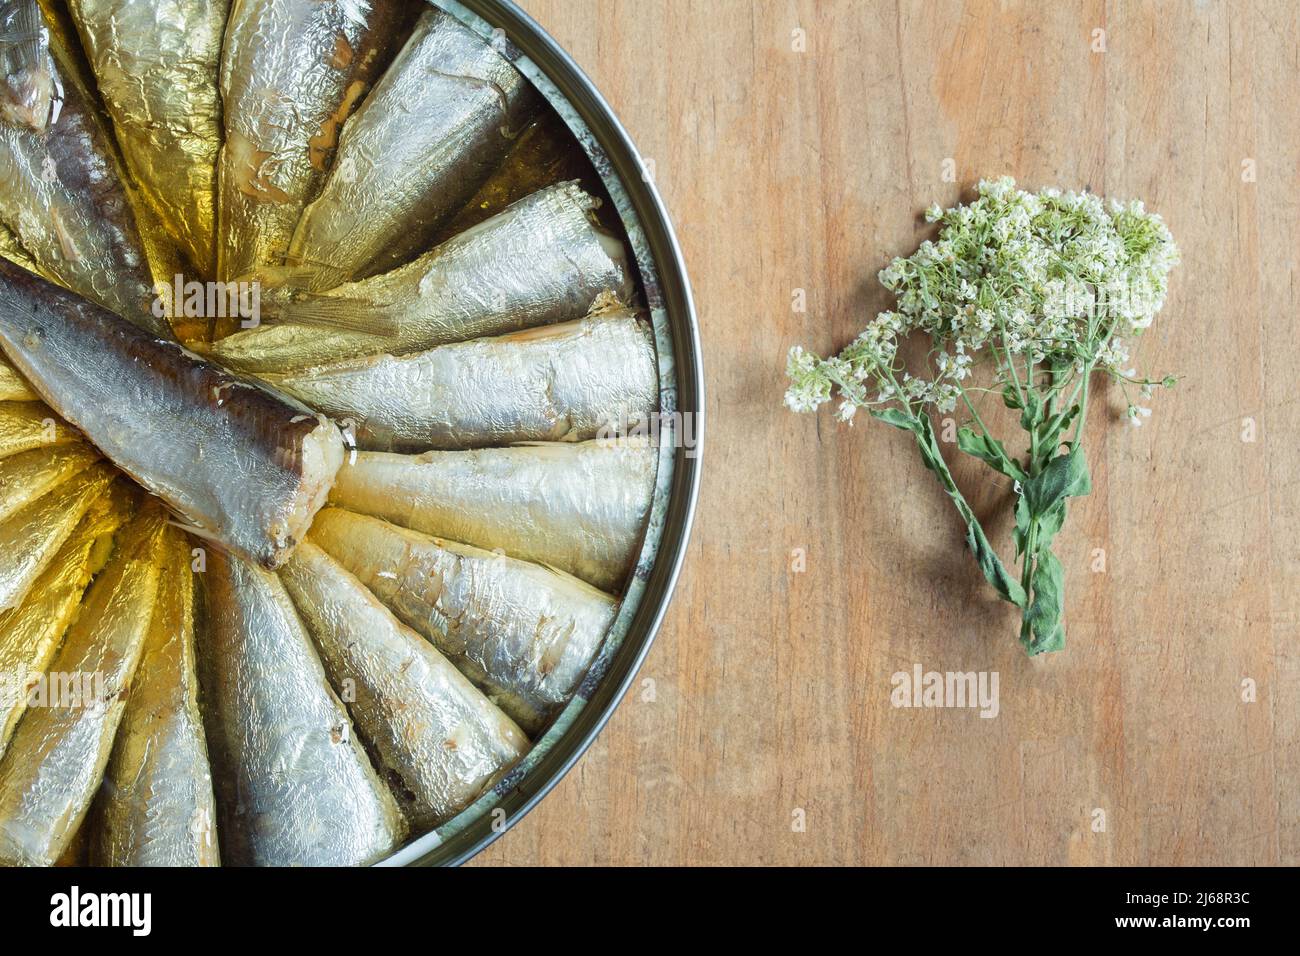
378, 0, 703, 867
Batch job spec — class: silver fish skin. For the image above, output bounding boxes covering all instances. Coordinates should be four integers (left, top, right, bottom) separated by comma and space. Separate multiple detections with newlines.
0, 510, 161, 867
0, 356, 36, 400
66, 0, 229, 276
0, 0, 60, 132
0, 399, 78, 461
264, 311, 659, 451
93, 524, 219, 866
287, 6, 538, 286
0, 443, 98, 523
216, 0, 414, 282
0, 4, 168, 335
282, 540, 528, 829
310, 508, 616, 736
0, 461, 113, 611
209, 182, 633, 373
329, 437, 657, 593
0, 480, 131, 759
199, 550, 406, 866
0, 261, 345, 570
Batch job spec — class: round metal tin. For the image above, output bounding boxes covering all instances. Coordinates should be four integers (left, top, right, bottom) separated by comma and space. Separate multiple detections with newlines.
377, 0, 703, 867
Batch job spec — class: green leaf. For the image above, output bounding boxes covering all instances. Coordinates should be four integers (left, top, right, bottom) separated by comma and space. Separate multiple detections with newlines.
957, 427, 1028, 481
870, 407, 919, 432
1023, 550, 1066, 655
1002, 383, 1022, 411
1052, 403, 1081, 436
1034, 404, 1081, 461
914, 415, 947, 478
1021, 446, 1091, 518
967, 521, 1028, 608
1019, 391, 1044, 431
1013, 494, 1031, 557
1034, 500, 1068, 553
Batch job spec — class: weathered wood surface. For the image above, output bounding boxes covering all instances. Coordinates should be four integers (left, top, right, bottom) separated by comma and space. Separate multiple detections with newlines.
474, 0, 1299, 866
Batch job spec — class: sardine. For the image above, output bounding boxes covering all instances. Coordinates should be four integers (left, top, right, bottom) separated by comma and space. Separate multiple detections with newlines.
65, 0, 229, 275
0, 478, 131, 758
0, 262, 346, 570
264, 311, 658, 451
0, 442, 98, 523
0, 508, 161, 866
0, 0, 59, 132
0, 356, 36, 401
198, 550, 406, 866
286, 6, 538, 287
216, 0, 417, 282
0, 1, 169, 335
282, 540, 528, 829
0, 460, 113, 610
329, 437, 657, 592
0, 399, 76, 460
309, 508, 616, 736
208, 182, 633, 373
92, 524, 219, 866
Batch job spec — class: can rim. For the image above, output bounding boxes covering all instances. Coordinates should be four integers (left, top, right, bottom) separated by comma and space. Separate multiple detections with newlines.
380, 0, 704, 867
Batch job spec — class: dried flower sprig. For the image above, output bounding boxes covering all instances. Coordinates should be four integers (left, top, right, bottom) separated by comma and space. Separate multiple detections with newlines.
786, 177, 1179, 654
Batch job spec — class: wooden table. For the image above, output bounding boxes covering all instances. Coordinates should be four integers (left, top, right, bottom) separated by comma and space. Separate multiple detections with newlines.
474, 0, 1298, 866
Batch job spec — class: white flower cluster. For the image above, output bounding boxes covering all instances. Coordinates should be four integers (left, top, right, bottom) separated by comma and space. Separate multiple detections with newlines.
784, 346, 832, 413
785, 177, 1179, 420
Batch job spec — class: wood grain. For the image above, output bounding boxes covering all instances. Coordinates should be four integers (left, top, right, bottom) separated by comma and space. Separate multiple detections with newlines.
472, 0, 1299, 866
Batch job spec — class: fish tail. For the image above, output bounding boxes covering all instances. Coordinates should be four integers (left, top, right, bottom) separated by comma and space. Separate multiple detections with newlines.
276, 295, 400, 336
272, 252, 353, 293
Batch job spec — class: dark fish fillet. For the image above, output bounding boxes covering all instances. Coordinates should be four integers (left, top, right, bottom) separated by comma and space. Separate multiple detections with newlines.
0, 260, 345, 569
